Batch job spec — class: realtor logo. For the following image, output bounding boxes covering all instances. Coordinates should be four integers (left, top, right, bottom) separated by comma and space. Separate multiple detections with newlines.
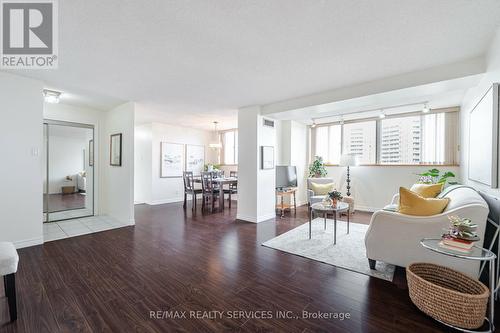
1, 0, 58, 68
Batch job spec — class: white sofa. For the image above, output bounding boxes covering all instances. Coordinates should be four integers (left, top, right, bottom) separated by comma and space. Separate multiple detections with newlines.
365, 186, 489, 278
307, 178, 335, 205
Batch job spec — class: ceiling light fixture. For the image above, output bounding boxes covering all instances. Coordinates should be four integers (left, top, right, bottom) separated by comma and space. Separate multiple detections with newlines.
43, 89, 62, 104
422, 103, 430, 113
209, 121, 222, 149
378, 110, 386, 119
311, 119, 317, 128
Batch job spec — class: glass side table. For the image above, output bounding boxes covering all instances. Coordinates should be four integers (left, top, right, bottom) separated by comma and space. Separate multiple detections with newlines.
309, 202, 349, 245
420, 238, 496, 333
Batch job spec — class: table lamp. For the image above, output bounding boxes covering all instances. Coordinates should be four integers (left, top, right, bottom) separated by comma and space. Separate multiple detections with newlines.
340, 153, 359, 197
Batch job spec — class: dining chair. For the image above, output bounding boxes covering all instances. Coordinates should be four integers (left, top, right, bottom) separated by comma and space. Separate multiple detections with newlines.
225, 170, 238, 208
201, 171, 220, 213
183, 171, 202, 211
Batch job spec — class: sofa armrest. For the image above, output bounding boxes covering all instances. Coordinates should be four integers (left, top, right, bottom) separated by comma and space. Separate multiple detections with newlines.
390, 193, 400, 205
307, 189, 314, 203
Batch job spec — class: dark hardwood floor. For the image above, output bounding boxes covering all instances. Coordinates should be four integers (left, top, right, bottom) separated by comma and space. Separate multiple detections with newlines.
0, 202, 495, 332
43, 193, 86, 213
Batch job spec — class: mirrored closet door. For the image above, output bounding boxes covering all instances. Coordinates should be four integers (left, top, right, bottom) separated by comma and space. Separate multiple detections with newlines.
43, 120, 94, 222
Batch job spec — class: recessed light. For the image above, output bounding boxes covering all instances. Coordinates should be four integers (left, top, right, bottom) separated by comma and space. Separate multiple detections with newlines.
422, 103, 430, 113
43, 89, 62, 103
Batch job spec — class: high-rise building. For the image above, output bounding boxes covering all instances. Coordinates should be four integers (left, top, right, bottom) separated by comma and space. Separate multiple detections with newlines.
380, 116, 421, 164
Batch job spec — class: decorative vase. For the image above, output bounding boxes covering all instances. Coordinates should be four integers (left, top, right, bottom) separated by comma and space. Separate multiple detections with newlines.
322, 196, 332, 206
332, 198, 338, 207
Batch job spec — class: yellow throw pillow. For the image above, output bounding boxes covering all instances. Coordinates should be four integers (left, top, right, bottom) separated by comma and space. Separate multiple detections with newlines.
310, 182, 335, 195
410, 183, 443, 198
398, 187, 449, 216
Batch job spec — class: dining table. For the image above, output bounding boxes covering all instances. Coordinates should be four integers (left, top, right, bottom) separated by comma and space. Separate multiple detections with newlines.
194, 176, 238, 211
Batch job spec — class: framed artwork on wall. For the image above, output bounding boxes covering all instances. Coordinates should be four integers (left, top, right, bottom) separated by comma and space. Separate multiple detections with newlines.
261, 146, 274, 169
110, 133, 122, 166
89, 139, 94, 166
186, 144, 205, 176
468, 83, 499, 188
160, 142, 184, 178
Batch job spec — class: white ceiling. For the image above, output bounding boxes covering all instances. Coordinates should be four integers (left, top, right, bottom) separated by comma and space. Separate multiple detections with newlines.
269, 74, 484, 124
7, 0, 500, 130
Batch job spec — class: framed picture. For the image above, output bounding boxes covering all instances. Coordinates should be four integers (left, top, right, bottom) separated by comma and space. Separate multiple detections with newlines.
261, 146, 274, 169
186, 144, 205, 176
89, 139, 94, 166
160, 142, 184, 178
468, 83, 499, 188
110, 133, 122, 166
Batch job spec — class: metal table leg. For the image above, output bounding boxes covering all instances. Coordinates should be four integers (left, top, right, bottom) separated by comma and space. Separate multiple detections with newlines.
309, 207, 312, 239
490, 259, 495, 332
324, 212, 327, 230
347, 209, 350, 234
334, 212, 337, 245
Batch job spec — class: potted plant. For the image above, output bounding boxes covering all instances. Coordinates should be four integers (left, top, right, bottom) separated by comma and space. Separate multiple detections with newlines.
309, 156, 328, 178
328, 190, 343, 207
417, 168, 456, 185
446, 215, 479, 241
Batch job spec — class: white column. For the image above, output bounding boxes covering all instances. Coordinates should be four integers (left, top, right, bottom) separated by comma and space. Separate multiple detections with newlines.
237, 106, 276, 223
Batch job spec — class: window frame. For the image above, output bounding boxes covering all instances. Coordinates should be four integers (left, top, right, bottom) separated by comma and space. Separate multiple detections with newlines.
311, 108, 459, 167
220, 129, 238, 165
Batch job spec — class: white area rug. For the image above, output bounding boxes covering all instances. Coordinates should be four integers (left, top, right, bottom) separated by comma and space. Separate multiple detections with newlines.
262, 218, 395, 281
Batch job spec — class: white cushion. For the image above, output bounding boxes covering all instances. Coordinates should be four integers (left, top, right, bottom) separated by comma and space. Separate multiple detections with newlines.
0, 242, 19, 275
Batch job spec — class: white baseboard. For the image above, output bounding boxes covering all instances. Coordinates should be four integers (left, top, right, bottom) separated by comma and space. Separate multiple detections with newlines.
148, 197, 184, 205
237, 212, 276, 223
354, 205, 380, 213
15, 236, 44, 249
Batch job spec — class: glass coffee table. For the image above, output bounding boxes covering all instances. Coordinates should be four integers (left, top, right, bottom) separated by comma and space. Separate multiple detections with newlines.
309, 202, 350, 245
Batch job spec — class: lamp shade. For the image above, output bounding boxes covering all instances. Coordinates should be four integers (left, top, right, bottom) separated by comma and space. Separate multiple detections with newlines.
340, 153, 359, 167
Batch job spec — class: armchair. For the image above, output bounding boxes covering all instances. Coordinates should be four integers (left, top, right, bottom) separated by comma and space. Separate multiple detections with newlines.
307, 178, 335, 206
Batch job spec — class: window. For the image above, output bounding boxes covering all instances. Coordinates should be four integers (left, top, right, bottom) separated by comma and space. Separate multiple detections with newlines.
222, 130, 238, 164
311, 110, 458, 165
343, 121, 376, 164
380, 116, 421, 164
314, 125, 341, 164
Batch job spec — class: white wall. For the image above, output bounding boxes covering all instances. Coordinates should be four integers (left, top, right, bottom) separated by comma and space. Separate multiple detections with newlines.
324, 165, 461, 211
461, 28, 500, 197
0, 72, 44, 248
101, 102, 135, 225
275, 120, 309, 206
237, 106, 276, 223
134, 122, 218, 205
134, 124, 152, 204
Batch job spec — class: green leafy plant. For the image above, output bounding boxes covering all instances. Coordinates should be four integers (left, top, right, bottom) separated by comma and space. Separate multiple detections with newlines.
417, 168, 456, 184
309, 156, 328, 178
204, 163, 221, 171
328, 190, 343, 201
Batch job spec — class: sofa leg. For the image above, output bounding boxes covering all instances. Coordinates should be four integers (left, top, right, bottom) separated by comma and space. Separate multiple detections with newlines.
4, 273, 17, 322
368, 259, 376, 270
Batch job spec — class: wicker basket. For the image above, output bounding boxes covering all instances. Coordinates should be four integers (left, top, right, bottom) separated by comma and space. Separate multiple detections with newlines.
406, 263, 489, 329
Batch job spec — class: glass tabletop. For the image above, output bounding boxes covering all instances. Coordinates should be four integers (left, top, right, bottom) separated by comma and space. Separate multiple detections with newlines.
311, 202, 349, 212
420, 238, 496, 261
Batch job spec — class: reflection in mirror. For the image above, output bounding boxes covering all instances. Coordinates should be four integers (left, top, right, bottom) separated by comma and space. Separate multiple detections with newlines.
44, 122, 94, 222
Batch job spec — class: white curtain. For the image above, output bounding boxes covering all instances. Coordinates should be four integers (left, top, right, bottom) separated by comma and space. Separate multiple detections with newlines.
421, 112, 458, 164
